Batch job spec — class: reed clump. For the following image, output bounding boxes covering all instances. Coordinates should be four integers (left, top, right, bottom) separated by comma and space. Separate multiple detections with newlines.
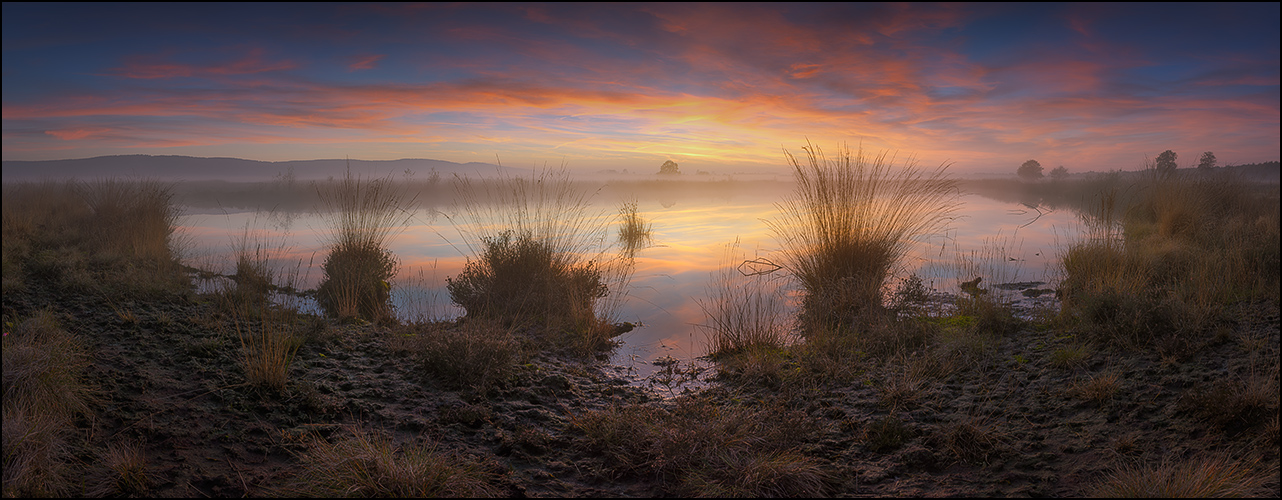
766, 142, 959, 329
445, 167, 635, 355
698, 240, 793, 357
314, 168, 415, 323
617, 199, 652, 258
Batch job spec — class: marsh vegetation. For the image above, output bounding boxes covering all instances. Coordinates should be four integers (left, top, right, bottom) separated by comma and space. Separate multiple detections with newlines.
2, 149, 1277, 496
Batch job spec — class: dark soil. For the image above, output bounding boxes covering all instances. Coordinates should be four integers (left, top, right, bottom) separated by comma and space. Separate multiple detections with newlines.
3, 275, 1278, 497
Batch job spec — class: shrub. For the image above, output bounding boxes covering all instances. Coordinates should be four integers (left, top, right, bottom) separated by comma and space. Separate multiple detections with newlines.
316, 240, 398, 323
447, 230, 605, 328
446, 167, 636, 354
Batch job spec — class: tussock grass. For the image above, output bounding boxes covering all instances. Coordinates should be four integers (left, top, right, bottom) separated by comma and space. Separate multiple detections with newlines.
766, 142, 959, 327
286, 427, 501, 497
1090, 452, 1277, 497
1070, 371, 1121, 404
572, 397, 827, 497
99, 440, 149, 495
314, 167, 415, 323
2, 311, 92, 497
232, 306, 299, 393
445, 167, 636, 355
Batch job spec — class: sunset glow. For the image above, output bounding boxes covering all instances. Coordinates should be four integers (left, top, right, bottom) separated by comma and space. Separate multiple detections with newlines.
3, 3, 1278, 174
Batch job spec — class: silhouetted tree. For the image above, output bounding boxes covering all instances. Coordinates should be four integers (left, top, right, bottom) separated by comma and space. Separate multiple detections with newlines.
1050, 165, 1069, 180
1197, 151, 1217, 170
1155, 150, 1178, 176
658, 160, 681, 175
1017, 159, 1043, 180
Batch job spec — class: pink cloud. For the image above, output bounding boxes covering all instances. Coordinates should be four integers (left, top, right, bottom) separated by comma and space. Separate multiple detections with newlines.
347, 54, 386, 71
107, 47, 297, 79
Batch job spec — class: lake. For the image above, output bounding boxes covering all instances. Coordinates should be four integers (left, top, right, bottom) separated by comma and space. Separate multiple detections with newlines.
175, 178, 1083, 381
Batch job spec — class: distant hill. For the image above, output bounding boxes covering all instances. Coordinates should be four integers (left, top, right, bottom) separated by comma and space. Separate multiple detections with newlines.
1, 155, 521, 181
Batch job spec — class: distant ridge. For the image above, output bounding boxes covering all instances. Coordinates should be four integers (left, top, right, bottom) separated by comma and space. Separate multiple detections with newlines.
1, 155, 520, 181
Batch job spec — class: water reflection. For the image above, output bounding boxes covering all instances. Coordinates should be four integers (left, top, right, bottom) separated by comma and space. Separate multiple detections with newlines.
176, 182, 1082, 381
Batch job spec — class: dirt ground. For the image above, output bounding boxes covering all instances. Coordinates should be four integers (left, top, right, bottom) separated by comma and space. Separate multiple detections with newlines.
3, 276, 1278, 497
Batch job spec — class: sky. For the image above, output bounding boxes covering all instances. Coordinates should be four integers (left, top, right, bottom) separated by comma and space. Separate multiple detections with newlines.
3, 2, 1278, 175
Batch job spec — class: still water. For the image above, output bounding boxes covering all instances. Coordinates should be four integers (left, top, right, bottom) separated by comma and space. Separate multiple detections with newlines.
176, 181, 1082, 381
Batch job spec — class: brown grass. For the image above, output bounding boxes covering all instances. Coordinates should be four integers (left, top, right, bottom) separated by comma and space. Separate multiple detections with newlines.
1090, 452, 1277, 497
285, 427, 501, 497
2, 310, 92, 497
572, 397, 827, 496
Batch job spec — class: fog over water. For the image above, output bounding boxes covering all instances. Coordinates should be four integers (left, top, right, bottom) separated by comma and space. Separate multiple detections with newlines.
174, 176, 1081, 381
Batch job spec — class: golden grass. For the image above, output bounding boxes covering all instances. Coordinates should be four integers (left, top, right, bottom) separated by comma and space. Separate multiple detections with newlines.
2, 311, 92, 497
1090, 452, 1277, 497
1059, 169, 1279, 350
286, 427, 500, 497
2, 179, 189, 299
766, 141, 959, 327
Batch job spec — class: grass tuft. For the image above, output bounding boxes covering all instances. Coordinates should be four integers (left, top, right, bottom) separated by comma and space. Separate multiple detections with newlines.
286, 427, 501, 497
1090, 452, 1277, 498
766, 141, 959, 327
314, 166, 415, 323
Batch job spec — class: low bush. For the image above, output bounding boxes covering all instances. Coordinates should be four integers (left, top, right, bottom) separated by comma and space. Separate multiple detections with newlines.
447, 230, 606, 329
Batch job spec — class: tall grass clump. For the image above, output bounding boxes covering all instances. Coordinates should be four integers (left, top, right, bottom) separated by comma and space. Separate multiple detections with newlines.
3, 311, 92, 497
444, 167, 635, 354
698, 240, 793, 357
766, 142, 959, 328
314, 167, 415, 323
